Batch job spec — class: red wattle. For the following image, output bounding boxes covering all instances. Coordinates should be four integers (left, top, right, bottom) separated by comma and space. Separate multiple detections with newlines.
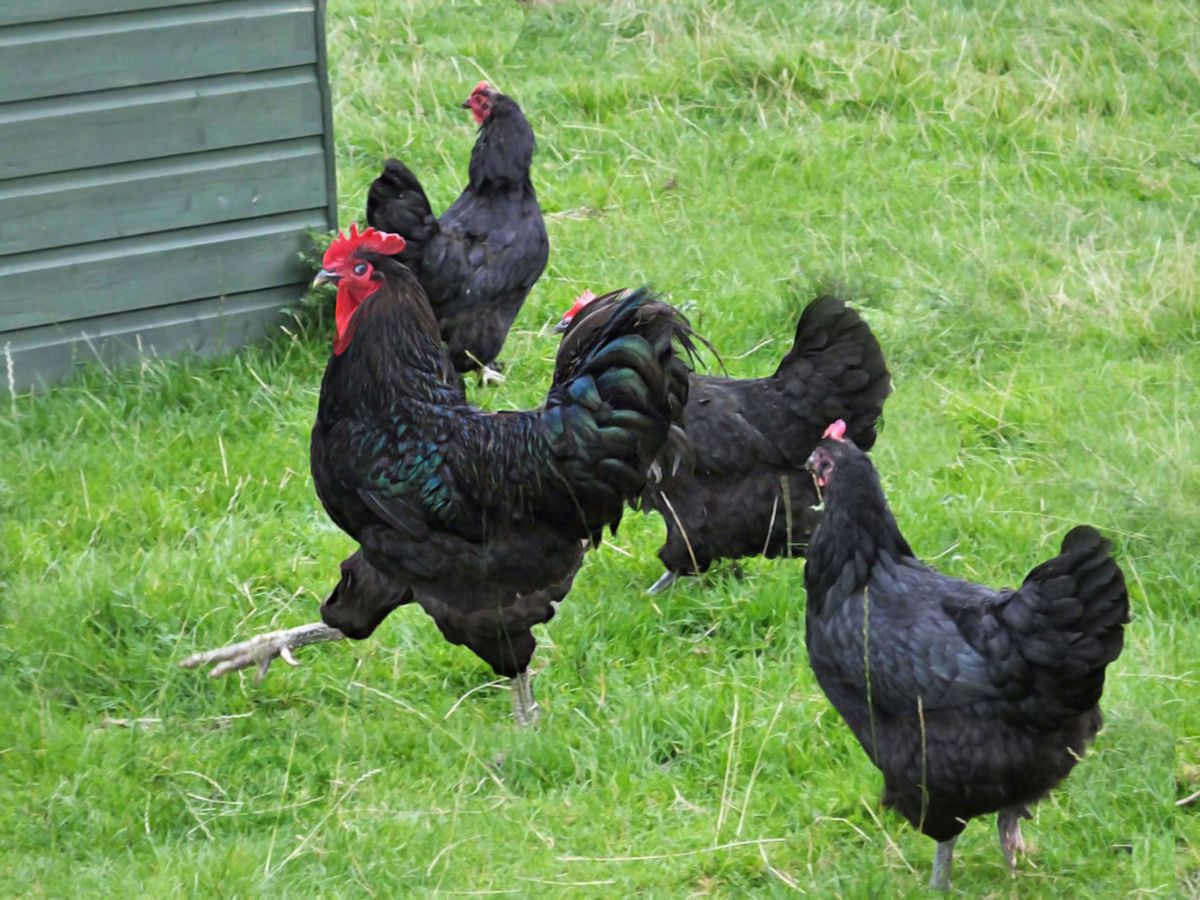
334, 288, 360, 356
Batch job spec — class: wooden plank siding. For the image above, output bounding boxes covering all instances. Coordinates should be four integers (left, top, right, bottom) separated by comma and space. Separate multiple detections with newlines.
0, 139, 329, 257
0, 0, 337, 391
0, 2, 319, 104
0, 1, 228, 28
4, 285, 302, 388
0, 69, 326, 184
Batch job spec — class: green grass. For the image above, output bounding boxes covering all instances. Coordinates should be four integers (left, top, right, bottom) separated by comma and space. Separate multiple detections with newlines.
2, 0, 1197, 894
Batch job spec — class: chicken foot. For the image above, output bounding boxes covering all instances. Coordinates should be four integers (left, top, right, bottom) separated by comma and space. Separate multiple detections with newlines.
510, 670, 539, 727
179, 622, 346, 681
647, 561, 745, 595
929, 835, 958, 891
477, 364, 506, 387
646, 570, 680, 595
998, 805, 1031, 870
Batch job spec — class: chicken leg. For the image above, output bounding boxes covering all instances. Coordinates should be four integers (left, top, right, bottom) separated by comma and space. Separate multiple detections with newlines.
510, 670, 539, 727
179, 622, 345, 681
998, 805, 1031, 870
929, 835, 958, 891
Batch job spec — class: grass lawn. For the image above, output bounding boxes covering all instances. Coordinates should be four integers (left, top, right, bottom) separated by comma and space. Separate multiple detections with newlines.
2, 0, 1197, 895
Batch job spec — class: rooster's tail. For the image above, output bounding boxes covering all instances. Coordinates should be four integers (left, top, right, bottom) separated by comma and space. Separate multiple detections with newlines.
546, 288, 700, 541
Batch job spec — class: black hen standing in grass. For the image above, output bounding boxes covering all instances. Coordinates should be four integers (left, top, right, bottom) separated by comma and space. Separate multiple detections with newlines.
802, 421, 1129, 890
366, 81, 548, 385
557, 292, 890, 592
183, 227, 697, 726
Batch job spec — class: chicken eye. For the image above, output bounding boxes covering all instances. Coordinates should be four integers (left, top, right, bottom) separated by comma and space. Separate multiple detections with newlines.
353, 262, 369, 276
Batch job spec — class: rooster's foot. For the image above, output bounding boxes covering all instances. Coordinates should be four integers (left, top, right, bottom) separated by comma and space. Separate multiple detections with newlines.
511, 670, 539, 727
179, 622, 346, 681
929, 835, 958, 891
476, 364, 506, 387
998, 805, 1031, 870
647, 571, 680, 595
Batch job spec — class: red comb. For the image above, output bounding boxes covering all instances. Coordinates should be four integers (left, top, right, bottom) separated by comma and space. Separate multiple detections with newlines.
556, 289, 597, 331
823, 420, 847, 441
566, 289, 596, 313
322, 224, 406, 271
471, 80, 494, 95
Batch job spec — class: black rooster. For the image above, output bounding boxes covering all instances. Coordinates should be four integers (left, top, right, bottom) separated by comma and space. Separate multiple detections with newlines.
557, 292, 890, 592
803, 421, 1129, 889
366, 82, 548, 385
182, 227, 697, 726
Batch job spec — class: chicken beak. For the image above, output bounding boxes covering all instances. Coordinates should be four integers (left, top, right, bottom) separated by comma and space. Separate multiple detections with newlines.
460, 99, 472, 110
805, 454, 828, 490
554, 318, 570, 333
312, 268, 339, 288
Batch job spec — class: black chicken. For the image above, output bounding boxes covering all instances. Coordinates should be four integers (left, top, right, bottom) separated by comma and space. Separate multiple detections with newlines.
557, 292, 890, 592
803, 421, 1129, 889
366, 81, 548, 385
182, 227, 697, 726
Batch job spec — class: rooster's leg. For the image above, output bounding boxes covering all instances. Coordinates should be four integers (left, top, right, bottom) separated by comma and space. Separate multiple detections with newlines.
998, 805, 1031, 870
929, 835, 958, 891
510, 670, 539, 727
646, 570, 679, 595
179, 622, 345, 681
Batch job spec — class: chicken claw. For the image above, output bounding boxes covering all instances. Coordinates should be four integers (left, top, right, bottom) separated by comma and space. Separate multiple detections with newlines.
998, 805, 1032, 870
646, 570, 679, 595
478, 365, 506, 387
179, 622, 346, 681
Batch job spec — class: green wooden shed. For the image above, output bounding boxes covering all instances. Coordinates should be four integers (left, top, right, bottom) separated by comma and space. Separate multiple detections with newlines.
0, 0, 338, 391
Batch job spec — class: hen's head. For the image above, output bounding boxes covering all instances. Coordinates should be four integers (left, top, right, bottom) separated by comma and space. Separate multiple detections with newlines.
555, 289, 598, 333
463, 81, 500, 125
806, 420, 854, 489
313, 224, 407, 355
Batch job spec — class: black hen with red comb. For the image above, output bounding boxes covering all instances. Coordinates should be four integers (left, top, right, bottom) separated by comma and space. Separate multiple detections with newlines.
802, 429, 1129, 890
617, 293, 891, 592
366, 82, 548, 383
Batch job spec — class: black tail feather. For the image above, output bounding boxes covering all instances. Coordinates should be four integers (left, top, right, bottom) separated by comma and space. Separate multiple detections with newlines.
775, 295, 891, 451
1004, 525, 1130, 721
365, 158, 438, 270
548, 288, 701, 535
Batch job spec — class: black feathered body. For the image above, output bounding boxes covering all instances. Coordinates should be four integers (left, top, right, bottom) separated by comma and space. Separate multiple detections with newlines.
803, 439, 1129, 842
367, 94, 548, 374
313, 257, 693, 676
645, 296, 890, 575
